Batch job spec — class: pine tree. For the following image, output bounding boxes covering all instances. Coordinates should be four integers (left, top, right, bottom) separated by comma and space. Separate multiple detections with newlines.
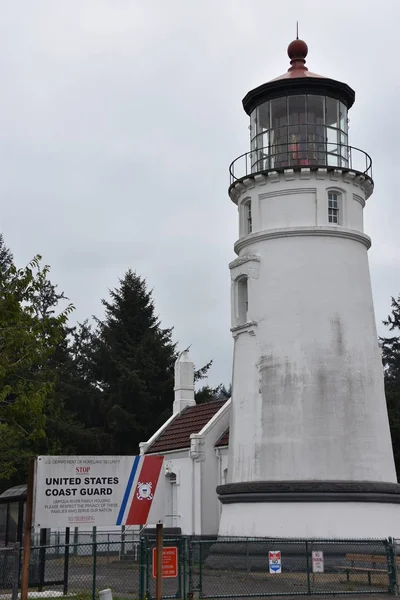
381, 295, 400, 478
92, 270, 177, 454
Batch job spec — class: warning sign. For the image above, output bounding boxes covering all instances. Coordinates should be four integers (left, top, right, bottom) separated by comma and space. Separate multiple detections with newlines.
152, 547, 178, 578
312, 551, 324, 573
268, 550, 282, 574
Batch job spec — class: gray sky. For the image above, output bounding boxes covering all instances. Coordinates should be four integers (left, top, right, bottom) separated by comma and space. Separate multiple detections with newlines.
1, 0, 399, 388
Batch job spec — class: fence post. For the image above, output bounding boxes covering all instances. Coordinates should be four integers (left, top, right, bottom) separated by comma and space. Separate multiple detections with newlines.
146, 540, 151, 600
177, 538, 182, 599
38, 528, 46, 591
74, 528, 78, 557
199, 540, 203, 597
387, 538, 398, 595
139, 537, 145, 600
11, 543, 20, 600
63, 528, 70, 596
187, 536, 193, 599
92, 528, 97, 600
305, 541, 311, 596
121, 525, 126, 558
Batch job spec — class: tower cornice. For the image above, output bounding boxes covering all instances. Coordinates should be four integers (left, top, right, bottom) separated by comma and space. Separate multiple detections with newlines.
234, 226, 372, 254
229, 167, 374, 203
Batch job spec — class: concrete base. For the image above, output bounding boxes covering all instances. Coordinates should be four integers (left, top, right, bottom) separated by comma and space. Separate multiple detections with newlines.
218, 501, 400, 538
217, 480, 400, 538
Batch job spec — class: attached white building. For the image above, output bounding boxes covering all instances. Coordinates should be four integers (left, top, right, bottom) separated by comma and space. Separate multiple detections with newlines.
140, 350, 230, 536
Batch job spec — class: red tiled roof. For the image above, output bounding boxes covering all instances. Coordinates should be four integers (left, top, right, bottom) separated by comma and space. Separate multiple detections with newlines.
146, 400, 227, 454
215, 428, 229, 448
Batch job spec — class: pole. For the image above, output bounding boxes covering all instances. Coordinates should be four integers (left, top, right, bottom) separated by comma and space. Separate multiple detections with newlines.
305, 541, 311, 596
11, 543, 20, 600
21, 458, 35, 600
155, 523, 163, 600
92, 526, 97, 600
63, 528, 70, 596
38, 528, 46, 591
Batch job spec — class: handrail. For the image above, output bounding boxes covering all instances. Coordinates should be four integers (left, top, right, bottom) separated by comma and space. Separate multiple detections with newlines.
229, 142, 373, 185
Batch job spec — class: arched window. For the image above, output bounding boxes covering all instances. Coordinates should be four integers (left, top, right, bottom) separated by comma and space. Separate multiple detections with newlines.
240, 199, 252, 236
328, 191, 341, 224
237, 277, 249, 324
245, 200, 252, 234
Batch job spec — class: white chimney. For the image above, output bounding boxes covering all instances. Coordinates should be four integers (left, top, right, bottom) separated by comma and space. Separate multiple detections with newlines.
173, 349, 195, 414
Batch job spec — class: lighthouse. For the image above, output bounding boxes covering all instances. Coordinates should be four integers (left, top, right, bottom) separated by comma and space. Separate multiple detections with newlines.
217, 38, 400, 538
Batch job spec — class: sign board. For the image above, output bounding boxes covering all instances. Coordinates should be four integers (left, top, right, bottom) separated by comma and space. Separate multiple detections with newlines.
33, 455, 165, 528
268, 550, 282, 574
152, 546, 178, 578
312, 551, 324, 573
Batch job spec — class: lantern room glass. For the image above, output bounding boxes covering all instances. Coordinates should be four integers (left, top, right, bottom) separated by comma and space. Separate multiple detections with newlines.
250, 96, 348, 172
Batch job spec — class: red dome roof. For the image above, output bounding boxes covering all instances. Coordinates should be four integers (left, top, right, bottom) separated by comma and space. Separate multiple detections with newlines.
269, 37, 327, 82
241, 38, 355, 115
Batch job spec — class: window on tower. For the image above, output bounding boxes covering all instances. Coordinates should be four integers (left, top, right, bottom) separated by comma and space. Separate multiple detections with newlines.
240, 199, 253, 236
246, 200, 252, 234
237, 277, 249, 325
328, 191, 341, 224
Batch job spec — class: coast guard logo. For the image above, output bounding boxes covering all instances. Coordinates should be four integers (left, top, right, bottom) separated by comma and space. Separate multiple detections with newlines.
137, 482, 153, 501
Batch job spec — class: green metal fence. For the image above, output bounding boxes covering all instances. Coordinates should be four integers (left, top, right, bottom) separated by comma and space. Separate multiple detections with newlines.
12, 536, 400, 599
0, 543, 20, 600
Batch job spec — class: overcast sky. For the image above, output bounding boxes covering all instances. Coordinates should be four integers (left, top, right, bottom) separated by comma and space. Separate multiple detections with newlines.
0, 0, 399, 388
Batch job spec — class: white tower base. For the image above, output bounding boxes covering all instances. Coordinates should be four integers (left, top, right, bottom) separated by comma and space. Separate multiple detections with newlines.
218, 481, 400, 538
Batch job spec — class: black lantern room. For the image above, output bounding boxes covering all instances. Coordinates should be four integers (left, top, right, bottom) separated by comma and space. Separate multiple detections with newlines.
230, 38, 372, 186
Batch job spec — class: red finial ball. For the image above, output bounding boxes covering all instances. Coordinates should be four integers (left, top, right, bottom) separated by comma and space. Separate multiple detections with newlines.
287, 38, 308, 60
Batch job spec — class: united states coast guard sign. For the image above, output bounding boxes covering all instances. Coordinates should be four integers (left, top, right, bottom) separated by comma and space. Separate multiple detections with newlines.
33, 455, 165, 528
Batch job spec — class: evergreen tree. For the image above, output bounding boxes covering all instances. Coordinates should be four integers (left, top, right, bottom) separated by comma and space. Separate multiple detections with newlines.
381, 295, 400, 479
92, 270, 177, 454
195, 383, 231, 404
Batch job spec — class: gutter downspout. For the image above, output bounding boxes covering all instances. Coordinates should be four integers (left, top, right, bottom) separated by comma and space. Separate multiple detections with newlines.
191, 453, 195, 535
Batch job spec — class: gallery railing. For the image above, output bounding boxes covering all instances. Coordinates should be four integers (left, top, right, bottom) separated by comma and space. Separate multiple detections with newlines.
229, 142, 373, 185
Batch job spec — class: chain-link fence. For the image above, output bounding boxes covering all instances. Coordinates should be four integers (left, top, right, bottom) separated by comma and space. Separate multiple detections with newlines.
0, 543, 20, 600
6, 535, 399, 599
30, 539, 141, 598
188, 537, 396, 599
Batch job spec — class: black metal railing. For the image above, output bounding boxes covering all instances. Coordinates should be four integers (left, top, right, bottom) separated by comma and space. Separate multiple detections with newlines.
229, 142, 373, 185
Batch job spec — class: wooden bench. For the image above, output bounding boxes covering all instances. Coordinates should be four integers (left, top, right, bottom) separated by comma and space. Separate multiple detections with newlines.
340, 553, 397, 586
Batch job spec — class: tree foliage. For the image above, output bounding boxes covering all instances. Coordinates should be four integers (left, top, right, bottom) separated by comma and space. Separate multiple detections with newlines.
90, 270, 178, 454
0, 235, 225, 487
381, 295, 400, 478
0, 234, 13, 277
0, 254, 73, 481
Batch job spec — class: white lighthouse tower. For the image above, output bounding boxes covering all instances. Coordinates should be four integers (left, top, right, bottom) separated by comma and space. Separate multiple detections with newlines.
217, 38, 400, 538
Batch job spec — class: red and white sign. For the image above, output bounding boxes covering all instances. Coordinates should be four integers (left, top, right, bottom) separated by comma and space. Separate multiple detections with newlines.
268, 550, 282, 574
312, 551, 324, 573
33, 455, 165, 528
152, 547, 178, 578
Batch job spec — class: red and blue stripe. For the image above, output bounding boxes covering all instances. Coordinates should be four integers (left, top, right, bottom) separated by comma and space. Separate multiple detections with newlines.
116, 455, 163, 526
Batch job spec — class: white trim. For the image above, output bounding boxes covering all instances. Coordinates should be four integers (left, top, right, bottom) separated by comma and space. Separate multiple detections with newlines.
229, 255, 260, 270
259, 187, 316, 199
145, 447, 190, 458
197, 398, 231, 436
231, 321, 258, 338
353, 193, 366, 208
229, 168, 374, 203
234, 226, 371, 253
139, 412, 179, 455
